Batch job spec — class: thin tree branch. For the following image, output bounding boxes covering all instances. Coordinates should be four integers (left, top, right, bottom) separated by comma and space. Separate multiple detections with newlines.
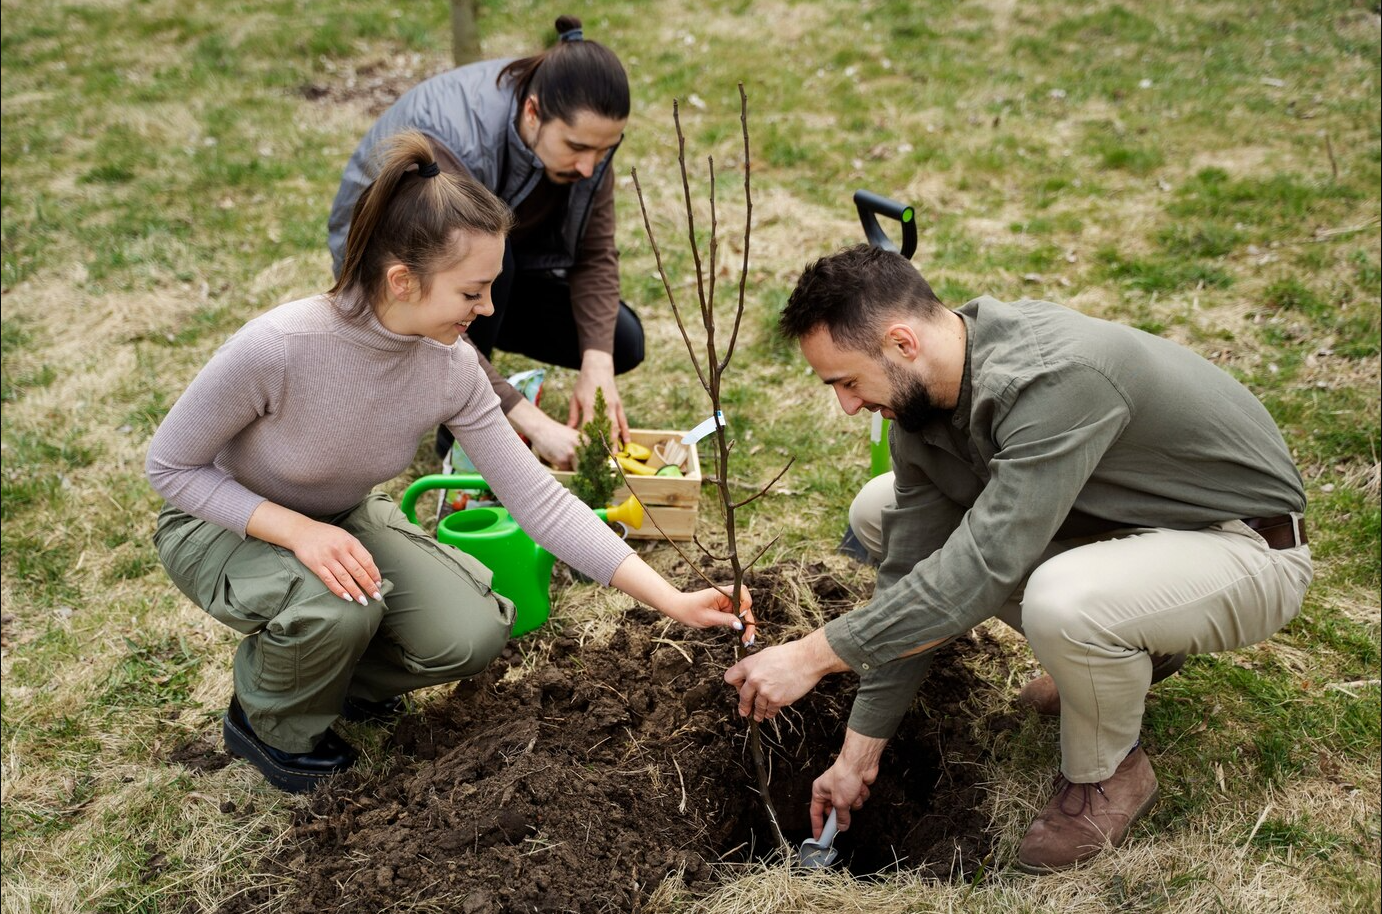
722, 83, 752, 373
707, 154, 718, 332
741, 534, 781, 576
630, 167, 709, 393
693, 534, 730, 564
673, 101, 712, 335
731, 456, 796, 511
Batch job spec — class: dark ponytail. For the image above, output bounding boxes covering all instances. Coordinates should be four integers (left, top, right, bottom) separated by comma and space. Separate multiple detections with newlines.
498, 15, 630, 124
329, 130, 514, 314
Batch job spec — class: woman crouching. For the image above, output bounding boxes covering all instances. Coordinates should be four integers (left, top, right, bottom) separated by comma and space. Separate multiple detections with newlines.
147, 130, 752, 793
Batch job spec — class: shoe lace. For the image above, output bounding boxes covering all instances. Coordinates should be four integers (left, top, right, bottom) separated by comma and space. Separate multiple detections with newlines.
1054, 777, 1107, 817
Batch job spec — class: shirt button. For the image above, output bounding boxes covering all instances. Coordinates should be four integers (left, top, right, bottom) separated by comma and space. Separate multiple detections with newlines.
861, 662, 871, 671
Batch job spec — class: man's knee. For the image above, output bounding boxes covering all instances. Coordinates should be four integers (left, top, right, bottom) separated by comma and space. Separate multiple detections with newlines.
1020, 559, 1100, 647
848, 473, 895, 561
612, 303, 645, 374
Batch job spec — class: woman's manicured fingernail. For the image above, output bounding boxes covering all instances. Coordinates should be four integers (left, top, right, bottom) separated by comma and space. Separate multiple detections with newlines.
732, 619, 744, 631
372, 591, 383, 601
340, 592, 352, 601
375, 580, 383, 590
356, 595, 368, 606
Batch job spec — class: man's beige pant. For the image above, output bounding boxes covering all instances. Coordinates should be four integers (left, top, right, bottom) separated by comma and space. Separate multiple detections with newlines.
155, 494, 515, 753
851, 473, 1314, 782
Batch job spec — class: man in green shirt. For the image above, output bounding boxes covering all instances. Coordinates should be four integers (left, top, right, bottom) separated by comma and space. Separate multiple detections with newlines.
725, 245, 1313, 872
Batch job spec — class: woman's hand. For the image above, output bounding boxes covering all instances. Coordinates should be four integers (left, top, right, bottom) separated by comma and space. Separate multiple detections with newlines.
246, 502, 382, 605
290, 520, 384, 605
569, 350, 631, 447
608, 556, 754, 645
661, 585, 756, 646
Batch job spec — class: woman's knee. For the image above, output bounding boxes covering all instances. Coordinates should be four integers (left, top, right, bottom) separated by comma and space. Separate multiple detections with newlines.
268, 579, 383, 652
407, 597, 512, 679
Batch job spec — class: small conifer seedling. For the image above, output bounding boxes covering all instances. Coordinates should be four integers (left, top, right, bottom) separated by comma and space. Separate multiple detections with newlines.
571, 388, 619, 509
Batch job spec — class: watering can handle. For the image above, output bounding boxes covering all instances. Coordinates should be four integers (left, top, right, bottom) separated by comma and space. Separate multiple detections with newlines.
853, 189, 917, 259
398, 474, 492, 524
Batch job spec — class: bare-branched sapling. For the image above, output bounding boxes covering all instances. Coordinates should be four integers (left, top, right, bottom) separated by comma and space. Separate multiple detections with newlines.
628, 84, 794, 853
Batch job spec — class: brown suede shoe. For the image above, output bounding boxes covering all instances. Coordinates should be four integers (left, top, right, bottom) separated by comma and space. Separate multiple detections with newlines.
1016, 746, 1159, 873
1017, 652, 1187, 717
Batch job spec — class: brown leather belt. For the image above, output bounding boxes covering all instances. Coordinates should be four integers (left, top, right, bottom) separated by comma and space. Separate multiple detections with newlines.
1243, 514, 1307, 549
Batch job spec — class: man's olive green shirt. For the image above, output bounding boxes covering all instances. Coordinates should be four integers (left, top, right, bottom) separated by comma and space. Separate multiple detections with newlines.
823, 297, 1305, 739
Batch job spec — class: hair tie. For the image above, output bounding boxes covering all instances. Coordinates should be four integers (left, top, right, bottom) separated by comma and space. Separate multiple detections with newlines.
559, 27, 583, 42
417, 161, 441, 178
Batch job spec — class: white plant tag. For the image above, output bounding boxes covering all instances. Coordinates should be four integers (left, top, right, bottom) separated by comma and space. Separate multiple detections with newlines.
682, 411, 725, 445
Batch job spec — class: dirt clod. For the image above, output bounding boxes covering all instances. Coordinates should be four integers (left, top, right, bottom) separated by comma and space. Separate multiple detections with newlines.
166, 736, 231, 773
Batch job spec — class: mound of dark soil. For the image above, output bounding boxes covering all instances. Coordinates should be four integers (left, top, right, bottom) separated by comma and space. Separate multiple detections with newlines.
216, 565, 1015, 913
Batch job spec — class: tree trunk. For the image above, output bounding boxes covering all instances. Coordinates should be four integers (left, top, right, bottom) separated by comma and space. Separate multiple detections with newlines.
450, 0, 481, 66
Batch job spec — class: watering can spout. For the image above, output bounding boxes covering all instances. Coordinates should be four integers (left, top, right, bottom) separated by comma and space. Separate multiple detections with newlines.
596, 494, 645, 532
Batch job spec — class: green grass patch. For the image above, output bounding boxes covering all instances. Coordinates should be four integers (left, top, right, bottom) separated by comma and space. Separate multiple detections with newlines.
1169, 168, 1363, 234
0, 429, 99, 521
1304, 486, 1382, 592
1096, 245, 1235, 293
98, 636, 204, 712
1261, 385, 1381, 471
1085, 128, 1165, 175
1249, 816, 1349, 860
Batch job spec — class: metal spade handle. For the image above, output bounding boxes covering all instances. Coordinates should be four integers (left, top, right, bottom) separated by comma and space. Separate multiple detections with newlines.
797, 808, 841, 868
817, 808, 839, 847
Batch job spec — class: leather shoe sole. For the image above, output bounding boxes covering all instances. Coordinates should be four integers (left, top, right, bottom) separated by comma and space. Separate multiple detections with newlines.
223, 699, 355, 794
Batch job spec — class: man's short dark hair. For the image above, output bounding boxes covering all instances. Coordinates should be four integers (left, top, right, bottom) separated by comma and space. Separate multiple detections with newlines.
779, 244, 944, 351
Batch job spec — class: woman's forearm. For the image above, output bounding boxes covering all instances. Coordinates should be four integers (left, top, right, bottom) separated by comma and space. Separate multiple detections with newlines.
608, 553, 685, 613
245, 500, 316, 550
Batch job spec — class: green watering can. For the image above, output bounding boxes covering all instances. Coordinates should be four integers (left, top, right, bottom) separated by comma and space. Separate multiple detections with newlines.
399, 474, 643, 637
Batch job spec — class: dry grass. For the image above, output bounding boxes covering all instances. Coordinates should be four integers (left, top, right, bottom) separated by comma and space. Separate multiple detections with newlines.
660, 768, 1379, 914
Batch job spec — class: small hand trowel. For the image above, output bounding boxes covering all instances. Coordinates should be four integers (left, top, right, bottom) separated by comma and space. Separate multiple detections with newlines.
797, 809, 840, 869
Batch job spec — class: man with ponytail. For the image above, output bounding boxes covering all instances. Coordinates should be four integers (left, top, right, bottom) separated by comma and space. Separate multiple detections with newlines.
330, 15, 638, 469
150, 132, 752, 794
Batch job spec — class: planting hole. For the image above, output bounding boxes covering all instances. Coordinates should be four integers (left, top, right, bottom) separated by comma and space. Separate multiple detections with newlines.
212, 565, 1010, 913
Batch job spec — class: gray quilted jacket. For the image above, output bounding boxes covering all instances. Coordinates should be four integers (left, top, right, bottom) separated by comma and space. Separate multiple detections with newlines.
328, 58, 615, 277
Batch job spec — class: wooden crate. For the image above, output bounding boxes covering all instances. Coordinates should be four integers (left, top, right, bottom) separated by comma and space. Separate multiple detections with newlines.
549, 429, 701, 541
